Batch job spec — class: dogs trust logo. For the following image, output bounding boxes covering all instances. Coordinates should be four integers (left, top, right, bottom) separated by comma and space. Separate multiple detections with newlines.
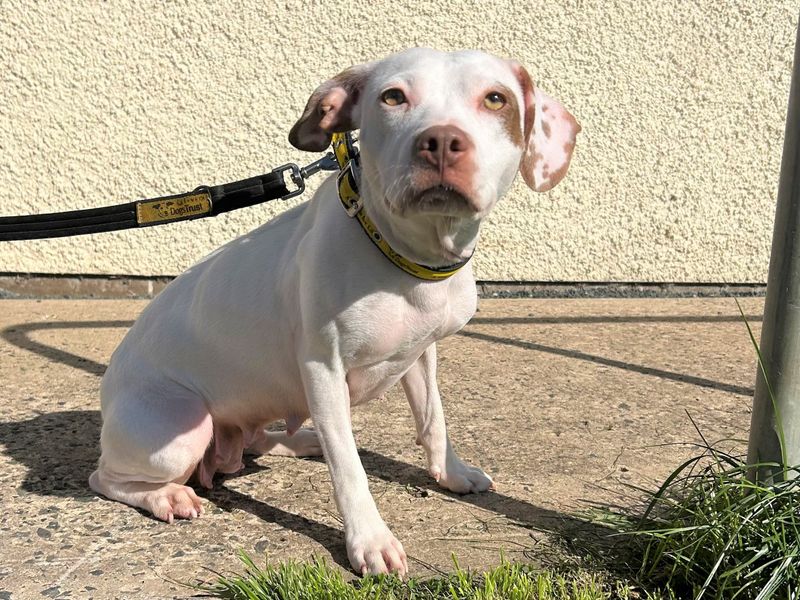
136, 193, 212, 226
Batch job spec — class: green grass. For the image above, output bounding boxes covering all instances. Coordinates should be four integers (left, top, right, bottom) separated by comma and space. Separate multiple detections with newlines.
603, 444, 800, 599
194, 551, 660, 600
193, 457, 800, 599
599, 303, 799, 599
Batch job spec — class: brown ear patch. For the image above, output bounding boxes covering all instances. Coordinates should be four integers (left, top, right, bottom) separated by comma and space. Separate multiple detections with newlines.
510, 58, 580, 192
536, 158, 571, 193
514, 65, 536, 143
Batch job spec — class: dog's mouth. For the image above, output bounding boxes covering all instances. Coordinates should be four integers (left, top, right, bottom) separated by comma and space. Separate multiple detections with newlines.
400, 185, 478, 217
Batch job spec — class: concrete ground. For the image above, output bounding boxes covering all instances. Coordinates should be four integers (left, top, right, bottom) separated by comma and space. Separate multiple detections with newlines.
0, 297, 763, 599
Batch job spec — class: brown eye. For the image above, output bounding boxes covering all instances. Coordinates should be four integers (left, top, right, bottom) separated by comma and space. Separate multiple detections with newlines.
484, 92, 506, 111
381, 88, 406, 106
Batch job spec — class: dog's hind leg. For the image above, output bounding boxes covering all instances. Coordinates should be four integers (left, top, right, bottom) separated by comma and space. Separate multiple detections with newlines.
89, 385, 212, 523
245, 429, 323, 458
88, 475, 205, 524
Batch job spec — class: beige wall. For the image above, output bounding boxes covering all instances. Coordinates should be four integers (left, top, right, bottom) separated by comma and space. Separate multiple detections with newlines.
0, 1, 795, 282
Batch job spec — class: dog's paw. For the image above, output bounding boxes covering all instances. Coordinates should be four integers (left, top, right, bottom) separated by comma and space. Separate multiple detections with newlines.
144, 483, 204, 524
346, 524, 407, 577
431, 457, 494, 494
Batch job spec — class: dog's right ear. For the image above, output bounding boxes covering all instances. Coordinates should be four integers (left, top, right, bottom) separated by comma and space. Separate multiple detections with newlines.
289, 64, 373, 152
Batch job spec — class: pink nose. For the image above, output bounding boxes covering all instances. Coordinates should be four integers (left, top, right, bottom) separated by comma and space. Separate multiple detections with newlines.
415, 125, 474, 170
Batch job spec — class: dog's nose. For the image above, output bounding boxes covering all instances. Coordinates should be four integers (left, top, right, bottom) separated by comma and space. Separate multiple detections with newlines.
415, 125, 473, 170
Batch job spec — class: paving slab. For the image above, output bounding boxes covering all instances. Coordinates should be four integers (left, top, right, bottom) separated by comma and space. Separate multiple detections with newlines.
0, 297, 763, 599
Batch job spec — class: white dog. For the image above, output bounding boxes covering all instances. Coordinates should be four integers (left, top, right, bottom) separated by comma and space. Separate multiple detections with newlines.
89, 48, 579, 576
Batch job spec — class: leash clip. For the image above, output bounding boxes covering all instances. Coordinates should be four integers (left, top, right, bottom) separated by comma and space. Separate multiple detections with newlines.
274, 153, 339, 200
273, 163, 305, 199
300, 153, 338, 179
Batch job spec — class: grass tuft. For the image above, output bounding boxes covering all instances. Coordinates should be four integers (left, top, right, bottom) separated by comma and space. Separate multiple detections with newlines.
583, 302, 800, 598
603, 445, 800, 600
193, 550, 656, 600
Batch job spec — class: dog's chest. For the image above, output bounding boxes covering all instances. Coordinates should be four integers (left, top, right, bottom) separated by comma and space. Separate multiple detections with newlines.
343, 285, 475, 404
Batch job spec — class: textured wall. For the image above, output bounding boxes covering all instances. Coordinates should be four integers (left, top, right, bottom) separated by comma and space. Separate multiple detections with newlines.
0, 1, 795, 282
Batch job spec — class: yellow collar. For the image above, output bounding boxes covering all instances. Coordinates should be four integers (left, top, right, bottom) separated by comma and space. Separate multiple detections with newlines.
331, 132, 470, 281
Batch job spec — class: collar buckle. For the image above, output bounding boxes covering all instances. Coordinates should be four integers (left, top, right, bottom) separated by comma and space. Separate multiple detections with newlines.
337, 155, 363, 217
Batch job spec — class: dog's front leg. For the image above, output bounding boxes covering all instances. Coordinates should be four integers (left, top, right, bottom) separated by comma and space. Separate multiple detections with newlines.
300, 358, 408, 576
401, 344, 494, 494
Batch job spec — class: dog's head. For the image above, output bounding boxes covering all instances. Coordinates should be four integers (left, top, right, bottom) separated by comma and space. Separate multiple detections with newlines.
289, 48, 579, 220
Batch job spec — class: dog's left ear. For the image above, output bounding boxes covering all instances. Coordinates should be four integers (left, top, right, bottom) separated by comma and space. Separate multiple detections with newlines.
289, 64, 373, 152
513, 64, 581, 192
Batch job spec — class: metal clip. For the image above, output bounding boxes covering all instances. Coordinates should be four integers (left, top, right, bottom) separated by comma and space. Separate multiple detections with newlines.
299, 152, 338, 179
273, 163, 305, 199
273, 153, 339, 200
337, 160, 363, 217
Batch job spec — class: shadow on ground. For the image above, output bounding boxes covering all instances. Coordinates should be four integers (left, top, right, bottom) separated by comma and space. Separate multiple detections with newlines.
1, 312, 762, 392
0, 310, 761, 572
0, 408, 613, 571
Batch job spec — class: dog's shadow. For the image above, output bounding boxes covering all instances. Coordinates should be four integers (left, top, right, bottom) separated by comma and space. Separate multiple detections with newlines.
0, 409, 343, 568
0, 409, 613, 571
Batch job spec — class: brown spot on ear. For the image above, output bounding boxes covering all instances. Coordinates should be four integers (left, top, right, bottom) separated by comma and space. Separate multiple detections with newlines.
495, 84, 524, 148
514, 65, 536, 143
519, 150, 543, 189
512, 59, 580, 192
566, 111, 581, 136
537, 160, 570, 193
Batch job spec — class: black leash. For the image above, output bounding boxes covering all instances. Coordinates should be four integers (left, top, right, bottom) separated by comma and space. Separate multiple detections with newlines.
0, 151, 340, 241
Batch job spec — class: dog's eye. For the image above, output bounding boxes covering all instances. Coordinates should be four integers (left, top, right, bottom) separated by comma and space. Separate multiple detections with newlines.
381, 88, 407, 106
484, 92, 506, 111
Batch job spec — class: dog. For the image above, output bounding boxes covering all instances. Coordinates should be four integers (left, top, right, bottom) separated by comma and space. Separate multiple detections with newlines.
89, 48, 579, 576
